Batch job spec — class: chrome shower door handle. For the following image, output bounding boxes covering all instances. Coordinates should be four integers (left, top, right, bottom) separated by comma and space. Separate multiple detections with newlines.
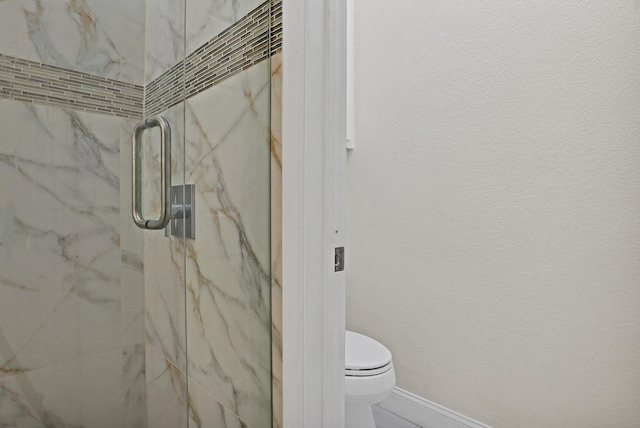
132, 116, 172, 230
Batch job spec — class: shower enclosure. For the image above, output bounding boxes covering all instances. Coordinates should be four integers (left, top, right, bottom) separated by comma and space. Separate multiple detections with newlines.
0, 0, 279, 426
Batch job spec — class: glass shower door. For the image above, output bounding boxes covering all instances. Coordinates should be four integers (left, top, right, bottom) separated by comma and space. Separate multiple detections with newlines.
180, 1, 274, 426
0, 0, 274, 426
141, 1, 275, 426
140, 2, 189, 426
0, 0, 160, 426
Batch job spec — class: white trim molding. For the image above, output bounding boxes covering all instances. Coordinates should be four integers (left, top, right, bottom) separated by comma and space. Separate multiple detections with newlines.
379, 388, 493, 428
282, 0, 347, 426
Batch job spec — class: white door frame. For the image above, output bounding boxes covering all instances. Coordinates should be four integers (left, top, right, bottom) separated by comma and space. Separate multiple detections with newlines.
281, 0, 347, 426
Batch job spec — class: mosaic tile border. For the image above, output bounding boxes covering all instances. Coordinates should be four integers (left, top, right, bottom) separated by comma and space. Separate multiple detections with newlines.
0, 0, 281, 119
145, 0, 282, 116
0, 53, 143, 118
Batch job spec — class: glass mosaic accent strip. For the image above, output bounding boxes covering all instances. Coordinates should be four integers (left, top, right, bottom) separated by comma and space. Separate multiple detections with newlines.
0, 0, 280, 119
145, 0, 282, 117
271, 0, 282, 54
0, 53, 143, 118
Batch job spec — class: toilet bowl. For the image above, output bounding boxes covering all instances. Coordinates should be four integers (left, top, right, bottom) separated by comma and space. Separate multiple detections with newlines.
345, 331, 396, 428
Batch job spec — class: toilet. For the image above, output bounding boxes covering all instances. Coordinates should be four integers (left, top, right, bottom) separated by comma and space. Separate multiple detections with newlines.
345, 331, 396, 428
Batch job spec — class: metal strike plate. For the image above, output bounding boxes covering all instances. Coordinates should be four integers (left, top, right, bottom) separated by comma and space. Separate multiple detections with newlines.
165, 184, 196, 239
335, 247, 344, 272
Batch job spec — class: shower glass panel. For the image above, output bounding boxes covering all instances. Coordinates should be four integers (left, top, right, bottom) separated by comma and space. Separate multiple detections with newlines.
182, 1, 274, 425
142, 1, 188, 427
0, 0, 272, 426
0, 0, 156, 425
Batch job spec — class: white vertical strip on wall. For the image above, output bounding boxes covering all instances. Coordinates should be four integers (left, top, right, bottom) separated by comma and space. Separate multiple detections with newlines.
346, 0, 355, 150
282, 0, 348, 426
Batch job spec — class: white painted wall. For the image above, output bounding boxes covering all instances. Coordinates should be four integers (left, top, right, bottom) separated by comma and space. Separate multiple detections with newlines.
346, 2, 640, 427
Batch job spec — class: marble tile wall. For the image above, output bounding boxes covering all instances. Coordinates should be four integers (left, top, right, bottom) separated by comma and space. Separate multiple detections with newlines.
0, 345, 146, 427
0, 0, 283, 426
143, 0, 185, 85
0, 0, 145, 86
142, 5, 187, 421
188, 379, 249, 428
145, 344, 188, 428
182, 59, 271, 428
120, 118, 146, 349
145, 0, 281, 117
0, 0, 148, 425
0, 100, 122, 378
186, 0, 263, 57
143, 1, 282, 427
142, 101, 187, 373
270, 51, 283, 428
0, 98, 146, 427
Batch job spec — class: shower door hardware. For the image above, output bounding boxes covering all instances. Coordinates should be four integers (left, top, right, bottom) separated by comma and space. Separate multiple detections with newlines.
131, 116, 196, 239
165, 184, 196, 239
335, 247, 345, 272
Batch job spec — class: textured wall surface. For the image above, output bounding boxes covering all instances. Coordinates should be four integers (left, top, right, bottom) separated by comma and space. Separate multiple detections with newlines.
346, 2, 640, 427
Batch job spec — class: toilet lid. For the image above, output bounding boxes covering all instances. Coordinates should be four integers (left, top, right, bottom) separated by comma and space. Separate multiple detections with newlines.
345, 331, 392, 376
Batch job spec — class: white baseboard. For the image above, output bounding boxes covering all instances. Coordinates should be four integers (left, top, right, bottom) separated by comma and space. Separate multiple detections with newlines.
378, 387, 492, 428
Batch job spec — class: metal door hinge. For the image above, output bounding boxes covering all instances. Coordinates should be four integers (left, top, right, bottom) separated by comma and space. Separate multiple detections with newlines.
334, 247, 344, 272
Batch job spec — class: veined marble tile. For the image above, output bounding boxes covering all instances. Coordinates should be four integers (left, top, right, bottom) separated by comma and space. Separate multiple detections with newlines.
186, 0, 263, 56
121, 266, 145, 347
144, 103, 188, 371
188, 377, 248, 428
0, 99, 121, 379
120, 118, 146, 347
0, 376, 47, 428
0, 347, 127, 427
145, 344, 188, 428
184, 60, 271, 273
144, 0, 185, 84
270, 51, 283, 428
122, 344, 147, 428
0, 0, 145, 85
119, 117, 144, 272
184, 59, 272, 428
144, 228, 187, 370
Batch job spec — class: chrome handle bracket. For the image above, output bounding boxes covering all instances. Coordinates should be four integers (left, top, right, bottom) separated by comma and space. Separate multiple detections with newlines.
165, 184, 196, 239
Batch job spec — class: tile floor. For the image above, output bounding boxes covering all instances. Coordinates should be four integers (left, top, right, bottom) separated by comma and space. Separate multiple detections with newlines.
373, 405, 421, 428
